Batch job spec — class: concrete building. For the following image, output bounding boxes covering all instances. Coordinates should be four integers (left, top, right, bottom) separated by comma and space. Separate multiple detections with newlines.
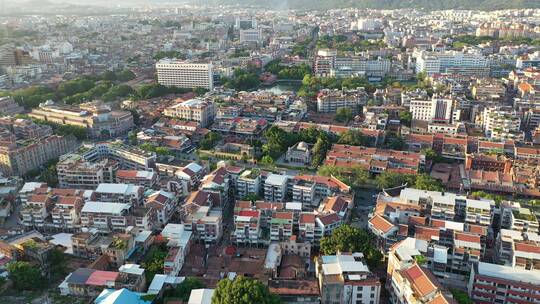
468, 262, 540, 303
156, 60, 214, 90
57, 154, 113, 189
416, 51, 489, 77
264, 174, 288, 202
0, 134, 77, 176
236, 169, 261, 199
164, 98, 215, 128
240, 29, 262, 44
317, 88, 366, 113
29, 101, 134, 139
410, 97, 453, 123
316, 252, 381, 304
482, 107, 522, 141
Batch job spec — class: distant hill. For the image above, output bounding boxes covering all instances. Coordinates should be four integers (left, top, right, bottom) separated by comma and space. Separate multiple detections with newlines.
197, 0, 540, 10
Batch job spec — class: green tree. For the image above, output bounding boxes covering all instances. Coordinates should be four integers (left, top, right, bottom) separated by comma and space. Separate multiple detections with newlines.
399, 111, 412, 127
212, 276, 281, 304
450, 289, 474, 304
141, 246, 168, 282
173, 277, 205, 302
41, 164, 58, 187
375, 171, 415, 189
311, 136, 330, 166
7, 261, 46, 290
319, 224, 382, 268
116, 69, 136, 82
260, 155, 275, 166
199, 131, 222, 150
338, 129, 371, 147
335, 107, 353, 123
414, 174, 443, 191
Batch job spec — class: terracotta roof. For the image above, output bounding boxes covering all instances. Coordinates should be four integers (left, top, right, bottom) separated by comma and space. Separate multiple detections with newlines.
317, 213, 341, 226
455, 232, 481, 243
369, 214, 395, 234
299, 213, 316, 224
401, 264, 437, 298
85, 270, 119, 286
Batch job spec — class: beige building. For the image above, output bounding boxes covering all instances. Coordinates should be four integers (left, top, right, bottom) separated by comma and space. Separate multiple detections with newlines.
164, 98, 215, 128
0, 135, 77, 176
29, 101, 134, 138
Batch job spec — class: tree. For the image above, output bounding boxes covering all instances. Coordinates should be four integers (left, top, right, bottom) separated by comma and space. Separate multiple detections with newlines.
422, 148, 442, 163
414, 174, 443, 191
375, 171, 415, 189
260, 155, 274, 166
199, 131, 222, 150
41, 164, 58, 187
450, 289, 474, 304
242, 193, 260, 202
317, 165, 370, 188
173, 277, 205, 302
338, 129, 372, 147
7, 261, 46, 290
311, 136, 330, 166
335, 107, 353, 123
212, 276, 281, 304
141, 246, 168, 282
399, 111, 412, 127
319, 224, 382, 268
128, 131, 138, 145
116, 69, 136, 82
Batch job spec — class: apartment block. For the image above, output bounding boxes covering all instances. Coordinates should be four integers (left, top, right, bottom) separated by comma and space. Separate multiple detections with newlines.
468, 262, 540, 304
500, 201, 539, 233
183, 205, 222, 244
232, 209, 261, 245
83, 143, 157, 171
270, 211, 294, 242
316, 252, 381, 304
264, 174, 288, 202
0, 134, 77, 176
236, 169, 261, 199
156, 60, 214, 90
57, 153, 113, 189
317, 88, 367, 113
93, 183, 144, 205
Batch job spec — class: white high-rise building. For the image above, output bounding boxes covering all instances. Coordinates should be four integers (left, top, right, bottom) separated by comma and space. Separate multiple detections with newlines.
156, 60, 214, 90
415, 51, 489, 77
410, 97, 453, 122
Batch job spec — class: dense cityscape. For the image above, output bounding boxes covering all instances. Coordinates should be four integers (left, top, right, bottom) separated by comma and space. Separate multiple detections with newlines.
1, 1, 540, 303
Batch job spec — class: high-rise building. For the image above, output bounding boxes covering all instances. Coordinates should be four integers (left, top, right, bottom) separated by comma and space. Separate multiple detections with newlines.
156, 60, 214, 90
416, 51, 489, 77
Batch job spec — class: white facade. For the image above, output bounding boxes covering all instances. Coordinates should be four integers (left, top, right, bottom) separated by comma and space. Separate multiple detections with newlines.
156, 60, 214, 90
410, 98, 453, 122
